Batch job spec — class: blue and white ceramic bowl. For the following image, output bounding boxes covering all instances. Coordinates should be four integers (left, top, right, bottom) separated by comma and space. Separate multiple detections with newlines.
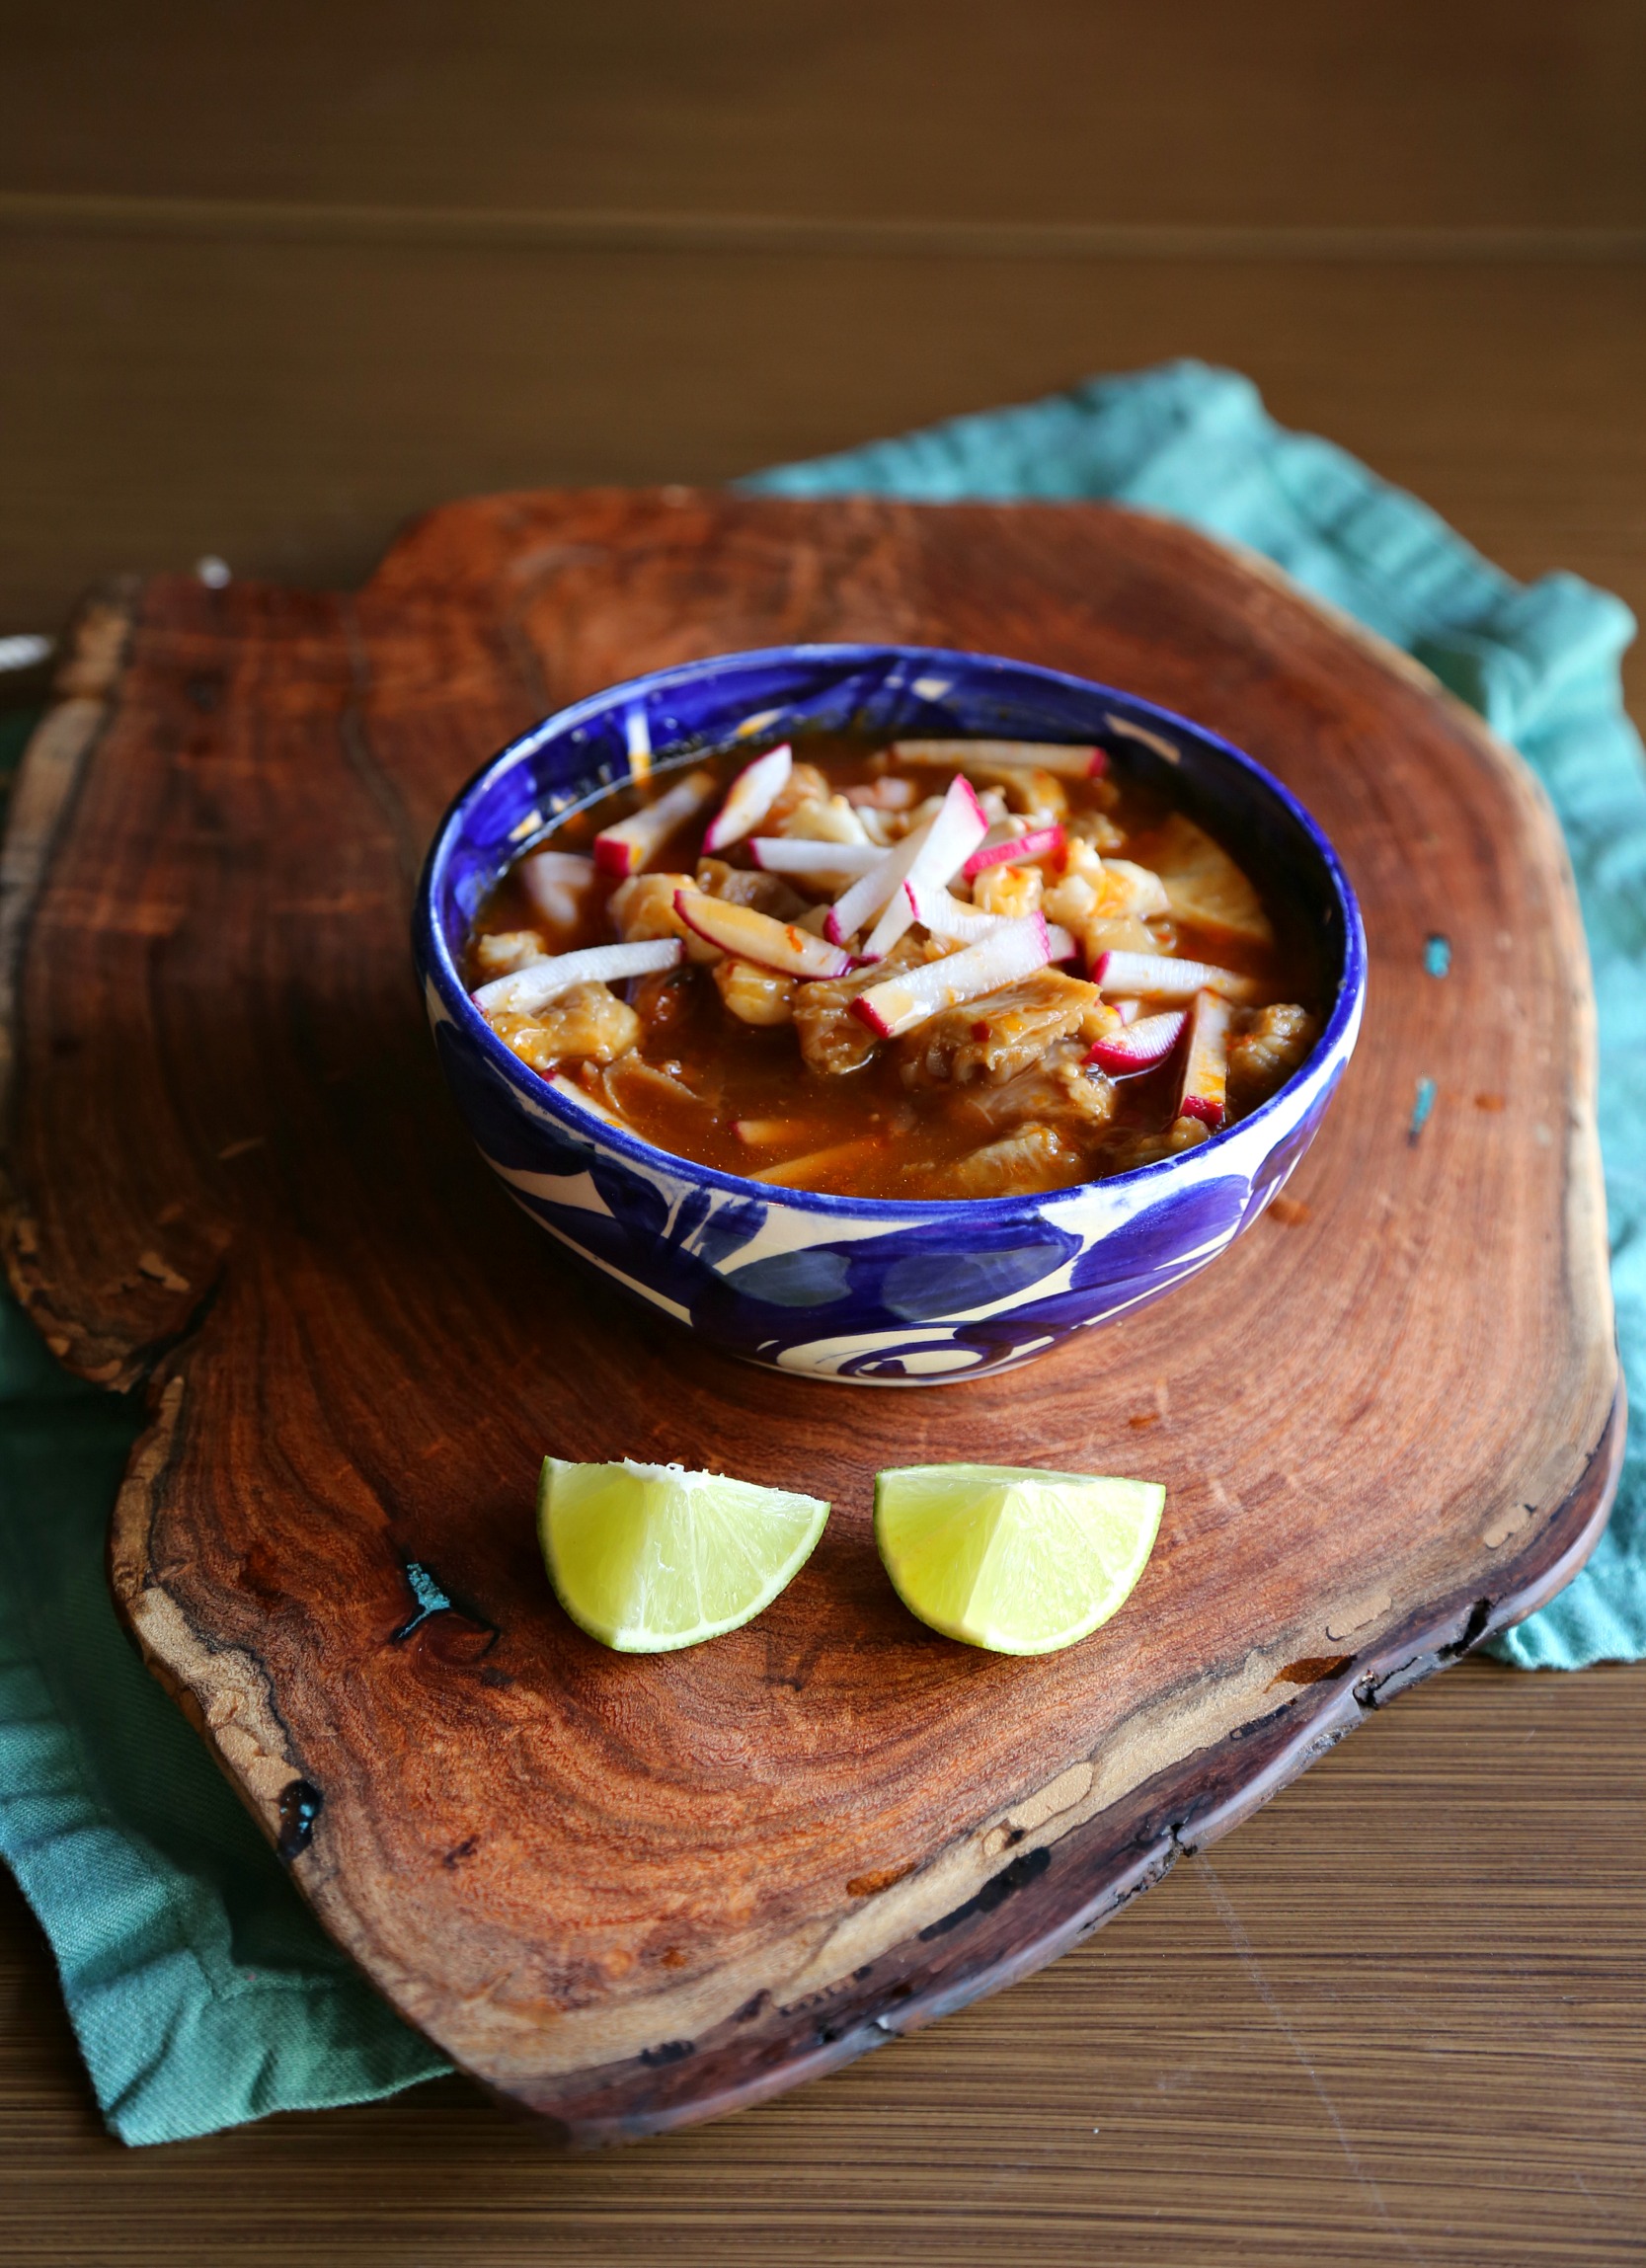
416, 646, 1366, 1385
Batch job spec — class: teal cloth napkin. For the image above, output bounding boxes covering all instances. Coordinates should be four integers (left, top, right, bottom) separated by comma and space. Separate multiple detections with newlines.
0, 359, 1640, 2146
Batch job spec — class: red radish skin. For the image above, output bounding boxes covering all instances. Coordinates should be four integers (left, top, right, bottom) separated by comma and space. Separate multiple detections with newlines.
850, 915, 1052, 1041
1179, 988, 1233, 1127
860, 774, 989, 961
592, 770, 716, 879
961, 821, 1065, 878
673, 889, 852, 979
702, 743, 793, 854
1085, 1009, 1187, 1073
472, 937, 683, 1015
1093, 949, 1261, 1004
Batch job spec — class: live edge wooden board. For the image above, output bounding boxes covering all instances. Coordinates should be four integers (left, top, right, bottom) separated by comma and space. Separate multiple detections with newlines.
1, 493, 1621, 2144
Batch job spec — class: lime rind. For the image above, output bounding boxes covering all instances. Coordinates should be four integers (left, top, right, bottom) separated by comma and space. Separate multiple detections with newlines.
538, 1456, 829, 1653
874, 1462, 1164, 1656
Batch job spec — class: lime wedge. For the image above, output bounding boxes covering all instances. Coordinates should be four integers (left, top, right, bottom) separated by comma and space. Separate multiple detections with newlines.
874, 1463, 1164, 1655
538, 1457, 829, 1653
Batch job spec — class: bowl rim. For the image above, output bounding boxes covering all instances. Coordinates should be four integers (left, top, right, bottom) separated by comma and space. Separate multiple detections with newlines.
415, 641, 1368, 1220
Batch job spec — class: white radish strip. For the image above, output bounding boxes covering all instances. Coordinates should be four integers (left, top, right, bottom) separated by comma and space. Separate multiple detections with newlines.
823, 816, 934, 947
702, 743, 793, 853
473, 937, 683, 1014
1085, 1009, 1187, 1073
861, 774, 988, 960
850, 916, 1052, 1042
592, 769, 716, 879
1179, 989, 1233, 1127
673, 889, 851, 978
750, 836, 883, 879
905, 876, 1002, 945
1093, 949, 1261, 1004
1111, 997, 1143, 1025
892, 739, 1106, 779
962, 821, 1064, 877
518, 849, 597, 927
1045, 923, 1079, 964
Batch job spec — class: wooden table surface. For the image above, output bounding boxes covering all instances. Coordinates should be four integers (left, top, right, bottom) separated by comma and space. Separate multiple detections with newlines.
1, 6, 1642, 2260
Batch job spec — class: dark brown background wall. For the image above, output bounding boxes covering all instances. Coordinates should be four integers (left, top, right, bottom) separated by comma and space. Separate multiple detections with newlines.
2, 0, 1643, 724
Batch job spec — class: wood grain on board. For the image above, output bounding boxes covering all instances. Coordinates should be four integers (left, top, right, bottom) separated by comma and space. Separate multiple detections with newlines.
0, 492, 1620, 2140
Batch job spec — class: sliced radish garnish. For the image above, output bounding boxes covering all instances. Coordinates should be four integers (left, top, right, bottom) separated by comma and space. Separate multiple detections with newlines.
1179, 988, 1233, 1127
961, 821, 1065, 878
702, 743, 793, 854
892, 739, 1106, 779
518, 850, 597, 928
823, 817, 935, 947
750, 836, 883, 879
473, 937, 683, 1014
1093, 949, 1261, 1004
849, 915, 1051, 1041
592, 769, 716, 879
673, 889, 852, 978
905, 876, 1002, 945
1110, 997, 1143, 1025
1045, 923, 1079, 964
860, 774, 988, 960
1085, 1009, 1188, 1074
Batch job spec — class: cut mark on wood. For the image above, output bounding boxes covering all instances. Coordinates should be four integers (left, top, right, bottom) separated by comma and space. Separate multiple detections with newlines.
1268, 1196, 1312, 1226
1474, 1091, 1507, 1112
